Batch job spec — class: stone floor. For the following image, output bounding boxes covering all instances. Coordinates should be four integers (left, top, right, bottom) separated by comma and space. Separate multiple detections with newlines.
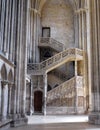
28, 115, 88, 124
8, 115, 100, 130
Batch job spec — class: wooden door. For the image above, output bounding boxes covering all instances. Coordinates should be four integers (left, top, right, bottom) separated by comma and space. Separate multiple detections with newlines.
34, 91, 43, 112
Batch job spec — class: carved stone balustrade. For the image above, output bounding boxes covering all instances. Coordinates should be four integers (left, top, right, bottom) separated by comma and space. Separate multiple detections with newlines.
47, 76, 84, 109
38, 37, 66, 52
27, 48, 84, 75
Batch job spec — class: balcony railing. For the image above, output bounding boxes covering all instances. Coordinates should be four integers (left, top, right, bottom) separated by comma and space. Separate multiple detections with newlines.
39, 37, 66, 52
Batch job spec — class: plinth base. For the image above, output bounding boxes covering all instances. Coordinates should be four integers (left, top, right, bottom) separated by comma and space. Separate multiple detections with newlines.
11, 116, 28, 127
89, 112, 100, 125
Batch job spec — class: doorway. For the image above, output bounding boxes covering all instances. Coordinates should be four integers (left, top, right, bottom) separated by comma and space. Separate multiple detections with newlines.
34, 91, 43, 113
42, 27, 50, 37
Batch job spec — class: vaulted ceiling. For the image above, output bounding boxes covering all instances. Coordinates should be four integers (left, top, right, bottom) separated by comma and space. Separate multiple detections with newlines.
31, 0, 87, 14
38, 0, 81, 12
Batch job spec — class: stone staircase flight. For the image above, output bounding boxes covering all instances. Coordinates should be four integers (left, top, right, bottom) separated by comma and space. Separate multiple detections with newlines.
27, 47, 83, 75
38, 37, 66, 52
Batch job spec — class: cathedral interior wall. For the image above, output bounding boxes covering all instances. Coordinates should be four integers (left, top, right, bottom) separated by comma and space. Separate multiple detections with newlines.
41, 0, 75, 48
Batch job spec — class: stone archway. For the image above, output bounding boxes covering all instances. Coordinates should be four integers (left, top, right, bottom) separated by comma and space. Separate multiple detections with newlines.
8, 69, 14, 116
8, 69, 13, 82
34, 91, 43, 113
1, 64, 7, 81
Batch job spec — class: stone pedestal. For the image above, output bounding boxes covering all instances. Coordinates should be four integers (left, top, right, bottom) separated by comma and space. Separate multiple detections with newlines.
11, 116, 28, 127
89, 112, 100, 125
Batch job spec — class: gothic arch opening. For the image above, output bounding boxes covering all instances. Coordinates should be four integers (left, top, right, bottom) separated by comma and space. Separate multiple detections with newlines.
8, 69, 13, 82
8, 69, 14, 114
1, 64, 7, 81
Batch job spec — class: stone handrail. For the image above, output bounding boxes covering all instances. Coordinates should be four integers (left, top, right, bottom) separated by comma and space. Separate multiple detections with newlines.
47, 76, 83, 105
27, 48, 83, 74
39, 37, 66, 52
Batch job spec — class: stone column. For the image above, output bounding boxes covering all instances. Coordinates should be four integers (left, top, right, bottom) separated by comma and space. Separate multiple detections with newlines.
30, 79, 33, 115
30, 9, 34, 63
78, 12, 82, 49
9, 0, 15, 61
8, 83, 13, 117
75, 61, 78, 113
0, 0, 6, 51
33, 12, 36, 62
3, 0, 9, 54
74, 13, 79, 48
1, 81, 8, 120
27, 0, 31, 63
20, 0, 28, 117
35, 14, 40, 63
11, 84, 16, 119
76, 8, 87, 49
0, 79, 2, 117
43, 73, 47, 116
76, 8, 88, 113
16, 0, 21, 115
84, 0, 92, 112
89, 0, 100, 125
75, 60, 78, 76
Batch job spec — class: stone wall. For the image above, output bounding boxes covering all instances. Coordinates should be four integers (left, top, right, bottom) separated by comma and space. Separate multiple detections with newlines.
41, 0, 74, 48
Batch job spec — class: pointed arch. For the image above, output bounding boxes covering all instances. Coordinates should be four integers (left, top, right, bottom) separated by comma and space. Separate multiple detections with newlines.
8, 69, 14, 82
1, 64, 7, 80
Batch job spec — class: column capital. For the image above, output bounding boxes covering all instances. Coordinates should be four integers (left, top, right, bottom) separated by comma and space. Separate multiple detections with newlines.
75, 8, 88, 14
1, 80, 9, 86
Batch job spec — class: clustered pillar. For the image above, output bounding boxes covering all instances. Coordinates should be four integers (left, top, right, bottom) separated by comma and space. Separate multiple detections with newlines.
89, 0, 100, 125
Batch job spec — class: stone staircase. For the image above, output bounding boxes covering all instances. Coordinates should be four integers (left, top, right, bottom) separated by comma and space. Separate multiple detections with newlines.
27, 37, 84, 114
47, 76, 80, 105
38, 37, 66, 52
47, 76, 84, 114
27, 48, 83, 75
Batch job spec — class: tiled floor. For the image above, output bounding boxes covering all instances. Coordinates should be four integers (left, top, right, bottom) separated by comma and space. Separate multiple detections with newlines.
8, 115, 100, 130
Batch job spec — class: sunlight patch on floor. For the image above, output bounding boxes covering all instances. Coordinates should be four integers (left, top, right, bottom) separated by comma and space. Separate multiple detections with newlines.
28, 115, 88, 124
